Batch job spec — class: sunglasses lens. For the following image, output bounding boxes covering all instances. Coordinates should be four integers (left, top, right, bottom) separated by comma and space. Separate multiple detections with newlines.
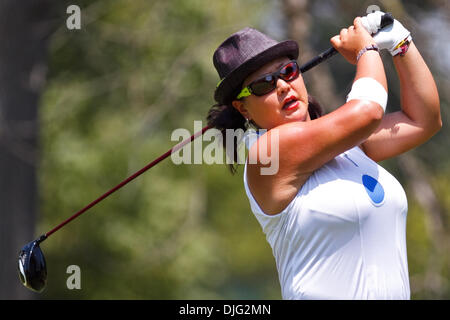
248, 61, 299, 97
280, 62, 299, 81
18, 241, 47, 292
250, 75, 276, 96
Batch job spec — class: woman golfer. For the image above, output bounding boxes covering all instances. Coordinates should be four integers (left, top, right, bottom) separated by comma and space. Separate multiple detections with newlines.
207, 12, 441, 299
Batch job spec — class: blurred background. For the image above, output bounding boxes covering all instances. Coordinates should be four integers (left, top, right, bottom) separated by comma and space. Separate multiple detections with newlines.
0, 0, 449, 299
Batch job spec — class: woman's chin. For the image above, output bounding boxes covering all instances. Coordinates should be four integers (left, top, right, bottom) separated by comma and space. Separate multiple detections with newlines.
284, 107, 308, 122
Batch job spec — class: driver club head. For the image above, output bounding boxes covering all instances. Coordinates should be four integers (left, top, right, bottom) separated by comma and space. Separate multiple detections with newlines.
18, 238, 47, 293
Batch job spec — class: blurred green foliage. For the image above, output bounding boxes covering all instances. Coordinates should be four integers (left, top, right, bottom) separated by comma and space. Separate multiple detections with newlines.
38, 0, 280, 299
36, 0, 449, 299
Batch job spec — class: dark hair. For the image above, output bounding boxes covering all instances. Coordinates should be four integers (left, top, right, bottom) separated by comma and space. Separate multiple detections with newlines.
206, 95, 324, 174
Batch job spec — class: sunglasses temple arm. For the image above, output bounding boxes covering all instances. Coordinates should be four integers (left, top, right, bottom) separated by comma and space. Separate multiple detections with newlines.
43, 125, 211, 240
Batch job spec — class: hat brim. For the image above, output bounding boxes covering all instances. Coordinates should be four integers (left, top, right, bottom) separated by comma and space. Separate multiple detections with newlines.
214, 40, 299, 104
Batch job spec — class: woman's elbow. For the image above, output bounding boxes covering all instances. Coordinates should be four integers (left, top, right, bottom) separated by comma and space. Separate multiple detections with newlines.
436, 114, 443, 131
424, 104, 442, 137
354, 100, 384, 124
428, 99, 442, 133
432, 113, 443, 134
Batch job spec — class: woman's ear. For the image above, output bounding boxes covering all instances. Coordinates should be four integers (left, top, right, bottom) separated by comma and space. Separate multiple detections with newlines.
232, 100, 250, 120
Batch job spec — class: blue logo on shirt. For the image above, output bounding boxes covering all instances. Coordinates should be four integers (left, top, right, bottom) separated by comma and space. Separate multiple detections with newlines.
362, 174, 385, 205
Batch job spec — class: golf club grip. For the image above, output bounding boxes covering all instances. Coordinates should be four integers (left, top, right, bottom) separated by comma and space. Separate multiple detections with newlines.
300, 12, 394, 74
380, 12, 394, 29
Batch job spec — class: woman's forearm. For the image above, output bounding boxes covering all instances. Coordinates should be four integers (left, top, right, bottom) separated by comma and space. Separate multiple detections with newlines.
393, 42, 442, 131
355, 50, 387, 91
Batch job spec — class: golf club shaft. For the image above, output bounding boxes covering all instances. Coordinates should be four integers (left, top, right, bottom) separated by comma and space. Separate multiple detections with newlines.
39, 14, 394, 241
43, 125, 210, 239
300, 47, 338, 73
300, 13, 393, 73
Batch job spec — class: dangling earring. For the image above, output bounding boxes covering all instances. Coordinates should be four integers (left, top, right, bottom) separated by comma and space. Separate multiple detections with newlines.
244, 118, 251, 130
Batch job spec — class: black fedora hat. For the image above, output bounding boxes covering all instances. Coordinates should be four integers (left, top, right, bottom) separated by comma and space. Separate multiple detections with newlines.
213, 27, 299, 104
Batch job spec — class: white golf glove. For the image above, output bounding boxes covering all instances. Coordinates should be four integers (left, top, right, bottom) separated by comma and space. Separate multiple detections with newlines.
361, 11, 412, 56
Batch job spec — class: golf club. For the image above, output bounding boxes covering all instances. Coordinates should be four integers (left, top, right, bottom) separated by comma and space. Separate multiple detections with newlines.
18, 12, 393, 293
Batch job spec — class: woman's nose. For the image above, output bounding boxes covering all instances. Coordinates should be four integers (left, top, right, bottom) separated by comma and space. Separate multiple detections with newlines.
276, 78, 290, 95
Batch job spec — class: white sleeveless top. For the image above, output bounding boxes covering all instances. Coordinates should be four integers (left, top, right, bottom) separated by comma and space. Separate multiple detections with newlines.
242, 130, 410, 300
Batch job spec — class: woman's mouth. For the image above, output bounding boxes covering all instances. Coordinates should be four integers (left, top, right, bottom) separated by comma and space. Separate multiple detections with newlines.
283, 97, 300, 111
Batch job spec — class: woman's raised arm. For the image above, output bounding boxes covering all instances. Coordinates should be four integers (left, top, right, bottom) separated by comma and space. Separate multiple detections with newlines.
361, 38, 442, 162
